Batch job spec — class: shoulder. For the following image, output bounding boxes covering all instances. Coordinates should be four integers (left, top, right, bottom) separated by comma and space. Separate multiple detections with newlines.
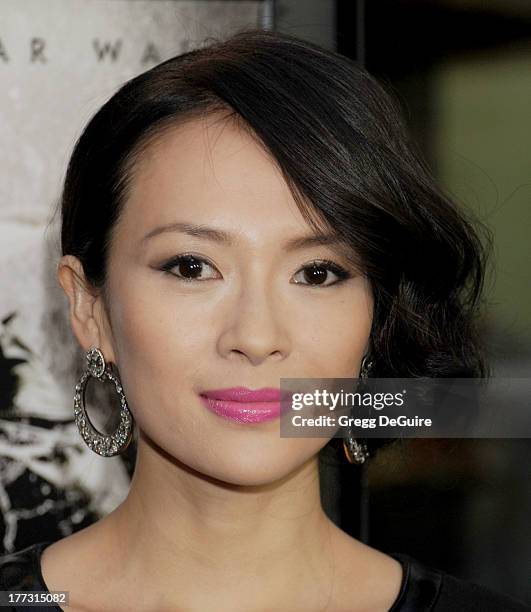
0, 542, 51, 591
390, 552, 530, 611
436, 570, 530, 611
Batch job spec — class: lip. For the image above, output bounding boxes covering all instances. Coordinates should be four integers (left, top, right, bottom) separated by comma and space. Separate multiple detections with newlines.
199, 387, 291, 424
201, 387, 285, 402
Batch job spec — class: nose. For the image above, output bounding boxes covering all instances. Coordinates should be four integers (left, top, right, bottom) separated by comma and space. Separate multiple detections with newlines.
216, 275, 290, 366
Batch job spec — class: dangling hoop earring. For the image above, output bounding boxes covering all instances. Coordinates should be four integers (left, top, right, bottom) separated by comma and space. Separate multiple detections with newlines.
73, 346, 134, 457
342, 353, 373, 465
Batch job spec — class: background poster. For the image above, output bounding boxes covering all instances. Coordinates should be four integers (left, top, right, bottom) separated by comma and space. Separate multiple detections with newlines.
0, 0, 265, 553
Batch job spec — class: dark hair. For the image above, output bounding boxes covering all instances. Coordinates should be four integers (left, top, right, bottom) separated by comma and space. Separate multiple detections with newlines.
56, 27, 492, 460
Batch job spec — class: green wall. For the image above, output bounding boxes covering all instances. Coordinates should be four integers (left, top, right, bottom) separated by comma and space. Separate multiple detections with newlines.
433, 47, 531, 339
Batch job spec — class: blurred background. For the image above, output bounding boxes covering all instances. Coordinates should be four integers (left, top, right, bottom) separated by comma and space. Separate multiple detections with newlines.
0, 0, 530, 605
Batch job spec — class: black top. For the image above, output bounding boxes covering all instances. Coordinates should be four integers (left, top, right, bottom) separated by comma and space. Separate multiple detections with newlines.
0, 541, 528, 611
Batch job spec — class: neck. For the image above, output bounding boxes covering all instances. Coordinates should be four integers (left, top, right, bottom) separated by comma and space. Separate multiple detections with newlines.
102, 432, 338, 611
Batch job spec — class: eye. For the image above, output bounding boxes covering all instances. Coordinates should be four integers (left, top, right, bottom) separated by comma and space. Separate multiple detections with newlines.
292, 260, 351, 287
159, 255, 352, 286
159, 254, 219, 282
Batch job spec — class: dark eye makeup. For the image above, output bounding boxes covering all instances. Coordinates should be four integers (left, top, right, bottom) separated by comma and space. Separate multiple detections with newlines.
158, 253, 353, 287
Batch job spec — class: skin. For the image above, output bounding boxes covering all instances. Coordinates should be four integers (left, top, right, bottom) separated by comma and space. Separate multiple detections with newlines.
50, 113, 403, 611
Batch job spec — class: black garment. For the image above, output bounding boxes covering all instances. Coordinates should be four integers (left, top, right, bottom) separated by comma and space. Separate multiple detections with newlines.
0, 541, 528, 611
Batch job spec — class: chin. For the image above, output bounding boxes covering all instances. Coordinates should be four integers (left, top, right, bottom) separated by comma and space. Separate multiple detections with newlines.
143, 426, 323, 487
201, 465, 297, 488
191, 444, 320, 488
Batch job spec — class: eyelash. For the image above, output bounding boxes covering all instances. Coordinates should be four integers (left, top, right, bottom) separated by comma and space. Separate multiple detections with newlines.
158, 254, 352, 287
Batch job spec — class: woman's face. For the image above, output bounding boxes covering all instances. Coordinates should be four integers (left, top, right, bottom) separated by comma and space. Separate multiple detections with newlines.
100, 113, 373, 485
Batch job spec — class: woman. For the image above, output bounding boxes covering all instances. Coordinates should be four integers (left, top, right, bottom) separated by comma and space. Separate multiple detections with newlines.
0, 28, 528, 611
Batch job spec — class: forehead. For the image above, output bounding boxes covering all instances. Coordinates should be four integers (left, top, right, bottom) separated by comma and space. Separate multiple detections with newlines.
119, 113, 309, 238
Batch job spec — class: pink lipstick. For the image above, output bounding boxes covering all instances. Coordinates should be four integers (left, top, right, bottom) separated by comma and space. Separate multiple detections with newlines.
199, 387, 287, 423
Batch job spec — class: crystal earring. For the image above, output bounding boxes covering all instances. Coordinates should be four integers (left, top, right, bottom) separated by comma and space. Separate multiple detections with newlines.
342, 353, 373, 464
73, 346, 134, 457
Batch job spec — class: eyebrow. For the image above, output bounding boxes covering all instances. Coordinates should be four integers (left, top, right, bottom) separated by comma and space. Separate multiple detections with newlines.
141, 221, 349, 253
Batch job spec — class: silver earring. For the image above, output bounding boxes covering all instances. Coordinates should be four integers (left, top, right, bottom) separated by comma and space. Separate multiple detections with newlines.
342, 353, 372, 464
73, 346, 134, 457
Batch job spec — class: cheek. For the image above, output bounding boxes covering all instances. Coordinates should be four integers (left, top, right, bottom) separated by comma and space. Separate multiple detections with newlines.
296, 287, 373, 377
335, 300, 372, 374
110, 264, 211, 357
113, 298, 186, 366
107, 278, 213, 419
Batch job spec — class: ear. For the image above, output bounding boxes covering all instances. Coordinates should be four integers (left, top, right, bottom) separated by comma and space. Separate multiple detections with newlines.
56, 255, 117, 364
